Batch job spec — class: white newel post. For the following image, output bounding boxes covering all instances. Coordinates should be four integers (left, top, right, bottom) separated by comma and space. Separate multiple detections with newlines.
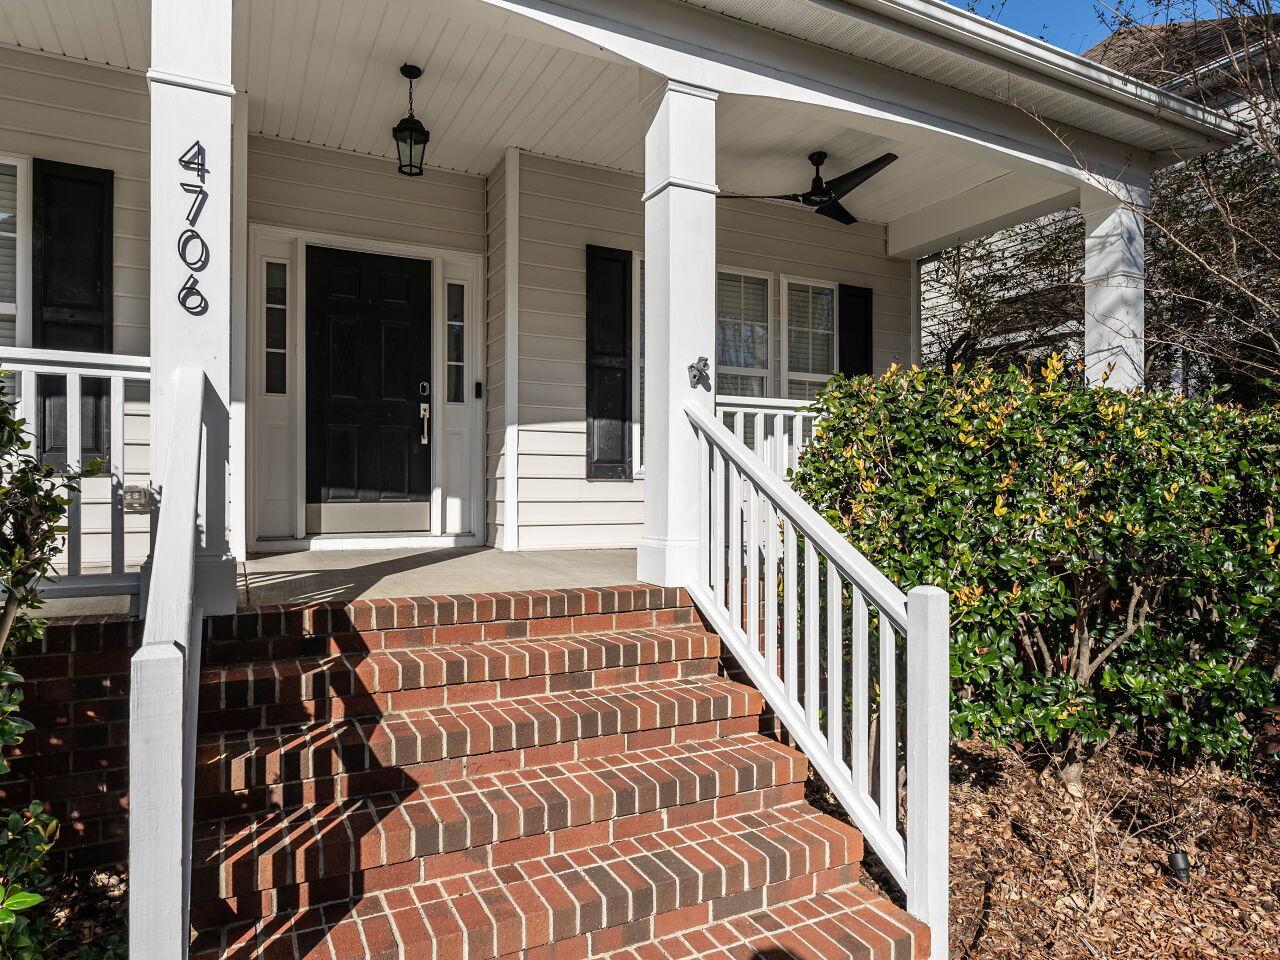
147, 0, 236, 614
637, 81, 719, 587
1082, 184, 1147, 391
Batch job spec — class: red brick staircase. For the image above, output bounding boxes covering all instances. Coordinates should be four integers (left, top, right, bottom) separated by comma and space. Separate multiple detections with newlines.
188, 585, 929, 960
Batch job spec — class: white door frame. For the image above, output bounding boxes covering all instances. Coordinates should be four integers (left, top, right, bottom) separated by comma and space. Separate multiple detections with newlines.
245, 222, 485, 550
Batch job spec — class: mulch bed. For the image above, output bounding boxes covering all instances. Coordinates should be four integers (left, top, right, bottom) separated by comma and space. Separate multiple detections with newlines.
812, 737, 1279, 959
950, 740, 1278, 959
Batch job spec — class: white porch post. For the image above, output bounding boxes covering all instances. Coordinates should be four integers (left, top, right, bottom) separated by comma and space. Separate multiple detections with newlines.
1081, 184, 1148, 390
148, 0, 236, 614
637, 80, 718, 587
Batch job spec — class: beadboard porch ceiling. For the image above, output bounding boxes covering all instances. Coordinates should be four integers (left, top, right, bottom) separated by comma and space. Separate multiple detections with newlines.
0, 0, 1045, 226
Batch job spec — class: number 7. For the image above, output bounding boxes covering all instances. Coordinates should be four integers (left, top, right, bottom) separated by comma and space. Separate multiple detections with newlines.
180, 183, 208, 226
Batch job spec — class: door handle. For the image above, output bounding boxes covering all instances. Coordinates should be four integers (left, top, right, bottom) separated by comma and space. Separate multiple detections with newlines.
419, 402, 430, 445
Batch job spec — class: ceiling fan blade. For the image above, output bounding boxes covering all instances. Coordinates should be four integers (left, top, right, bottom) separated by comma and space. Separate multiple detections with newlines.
824, 152, 898, 200
815, 199, 857, 225
717, 193, 804, 202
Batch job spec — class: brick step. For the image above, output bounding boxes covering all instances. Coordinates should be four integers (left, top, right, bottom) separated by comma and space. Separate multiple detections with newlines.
594, 882, 930, 960
194, 676, 765, 808
198, 628, 720, 731
190, 734, 809, 907
202, 585, 697, 666
190, 805, 864, 960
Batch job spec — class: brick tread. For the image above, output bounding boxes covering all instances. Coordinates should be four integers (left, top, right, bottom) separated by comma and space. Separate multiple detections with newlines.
199, 628, 719, 720
192, 805, 862, 960
594, 882, 929, 960
193, 734, 808, 903
197, 676, 763, 798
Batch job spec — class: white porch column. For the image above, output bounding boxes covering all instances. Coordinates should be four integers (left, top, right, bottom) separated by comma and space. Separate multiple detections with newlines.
1081, 184, 1147, 390
148, 0, 236, 614
637, 81, 718, 587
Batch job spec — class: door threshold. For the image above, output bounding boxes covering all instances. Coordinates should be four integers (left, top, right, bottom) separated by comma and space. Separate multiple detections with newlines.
251, 534, 483, 553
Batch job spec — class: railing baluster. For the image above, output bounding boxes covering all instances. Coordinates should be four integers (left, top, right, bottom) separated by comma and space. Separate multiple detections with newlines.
851, 589, 870, 794
711, 447, 725, 604
764, 495, 779, 677
745, 473, 759, 656
792, 413, 804, 473
773, 414, 787, 478
733, 410, 744, 445
878, 615, 898, 834
698, 429, 709, 586
803, 538, 819, 726
827, 565, 843, 764
18, 370, 36, 446
728, 461, 743, 631
783, 517, 797, 702
66, 372, 83, 577
110, 375, 126, 575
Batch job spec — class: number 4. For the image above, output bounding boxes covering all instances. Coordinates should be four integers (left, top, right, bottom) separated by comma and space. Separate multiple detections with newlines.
179, 141, 209, 183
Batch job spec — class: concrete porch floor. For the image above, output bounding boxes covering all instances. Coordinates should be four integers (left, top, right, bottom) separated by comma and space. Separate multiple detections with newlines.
237, 547, 639, 608
43, 548, 640, 618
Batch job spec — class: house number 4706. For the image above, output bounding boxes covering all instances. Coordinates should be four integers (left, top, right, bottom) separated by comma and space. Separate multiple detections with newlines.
176, 140, 211, 316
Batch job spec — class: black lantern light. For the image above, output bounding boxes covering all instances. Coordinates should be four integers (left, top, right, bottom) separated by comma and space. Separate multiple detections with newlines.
392, 63, 429, 177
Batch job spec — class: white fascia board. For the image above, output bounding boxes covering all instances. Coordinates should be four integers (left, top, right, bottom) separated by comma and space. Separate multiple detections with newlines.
814, 0, 1239, 146
887, 174, 1078, 259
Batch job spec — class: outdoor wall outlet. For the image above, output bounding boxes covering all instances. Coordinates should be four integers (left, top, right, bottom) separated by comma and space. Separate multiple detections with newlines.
123, 484, 151, 514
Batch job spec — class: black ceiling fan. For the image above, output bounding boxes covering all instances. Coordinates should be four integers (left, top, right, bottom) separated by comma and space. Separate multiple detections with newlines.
718, 150, 898, 225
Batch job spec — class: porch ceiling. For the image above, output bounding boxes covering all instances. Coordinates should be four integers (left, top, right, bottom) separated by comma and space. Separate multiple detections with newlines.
0, 0, 1080, 230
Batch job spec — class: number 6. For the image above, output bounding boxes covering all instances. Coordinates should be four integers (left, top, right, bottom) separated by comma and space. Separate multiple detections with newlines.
178, 275, 209, 316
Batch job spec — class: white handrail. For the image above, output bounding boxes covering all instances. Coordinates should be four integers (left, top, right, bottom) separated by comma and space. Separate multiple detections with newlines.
686, 400, 950, 959
128, 366, 206, 960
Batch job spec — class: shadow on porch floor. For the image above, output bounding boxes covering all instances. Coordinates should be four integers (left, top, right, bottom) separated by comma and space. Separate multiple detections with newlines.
41, 548, 639, 617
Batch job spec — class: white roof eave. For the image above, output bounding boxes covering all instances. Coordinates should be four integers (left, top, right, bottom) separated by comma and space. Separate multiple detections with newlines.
814, 0, 1241, 146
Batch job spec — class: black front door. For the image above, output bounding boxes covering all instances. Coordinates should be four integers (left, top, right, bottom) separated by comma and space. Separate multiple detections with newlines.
306, 246, 432, 519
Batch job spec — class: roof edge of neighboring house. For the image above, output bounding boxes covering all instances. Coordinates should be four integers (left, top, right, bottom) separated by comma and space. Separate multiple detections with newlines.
814, 0, 1242, 147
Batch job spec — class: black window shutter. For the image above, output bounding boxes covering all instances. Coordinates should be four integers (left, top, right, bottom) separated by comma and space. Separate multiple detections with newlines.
32, 159, 114, 464
584, 245, 632, 480
837, 284, 873, 377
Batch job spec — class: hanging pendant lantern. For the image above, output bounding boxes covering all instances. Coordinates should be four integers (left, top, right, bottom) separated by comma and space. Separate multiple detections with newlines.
392, 64, 429, 177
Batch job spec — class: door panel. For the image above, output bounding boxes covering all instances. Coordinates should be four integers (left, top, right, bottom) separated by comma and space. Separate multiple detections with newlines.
306, 246, 432, 533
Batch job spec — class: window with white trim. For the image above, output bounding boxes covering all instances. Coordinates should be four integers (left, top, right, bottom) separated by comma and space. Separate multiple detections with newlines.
716, 271, 770, 397
785, 280, 836, 401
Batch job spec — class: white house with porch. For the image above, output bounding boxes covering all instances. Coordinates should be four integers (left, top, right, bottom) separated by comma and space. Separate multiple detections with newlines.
0, 1, 1235, 959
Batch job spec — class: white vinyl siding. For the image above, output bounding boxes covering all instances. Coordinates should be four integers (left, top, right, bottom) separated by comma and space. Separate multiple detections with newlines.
0, 47, 151, 569
503, 151, 911, 550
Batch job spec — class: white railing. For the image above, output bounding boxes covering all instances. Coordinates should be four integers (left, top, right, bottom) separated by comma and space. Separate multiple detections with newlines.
128, 367, 206, 960
687, 401, 950, 959
716, 395, 818, 479
0, 346, 151, 602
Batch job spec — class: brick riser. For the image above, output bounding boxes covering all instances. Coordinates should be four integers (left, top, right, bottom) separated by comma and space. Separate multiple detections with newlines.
182, 584, 928, 960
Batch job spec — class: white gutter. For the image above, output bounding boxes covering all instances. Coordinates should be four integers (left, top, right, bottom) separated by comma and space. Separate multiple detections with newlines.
814, 0, 1241, 145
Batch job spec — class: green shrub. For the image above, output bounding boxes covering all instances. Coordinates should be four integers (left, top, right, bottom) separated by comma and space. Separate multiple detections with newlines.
793, 359, 1280, 778
0, 380, 91, 957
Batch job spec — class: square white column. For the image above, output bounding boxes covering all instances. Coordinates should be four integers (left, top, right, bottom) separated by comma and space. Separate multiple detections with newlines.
1082, 185, 1147, 390
637, 81, 719, 587
147, 0, 236, 614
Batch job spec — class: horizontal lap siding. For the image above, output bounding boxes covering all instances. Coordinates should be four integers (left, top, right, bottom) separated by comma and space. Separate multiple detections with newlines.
512, 152, 911, 550
0, 48, 152, 568
246, 138, 486, 254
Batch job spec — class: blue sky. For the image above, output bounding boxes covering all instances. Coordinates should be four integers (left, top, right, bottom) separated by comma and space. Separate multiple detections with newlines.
958, 1, 1129, 54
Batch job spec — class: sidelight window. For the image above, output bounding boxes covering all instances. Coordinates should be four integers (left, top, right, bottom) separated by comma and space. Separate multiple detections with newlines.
446, 282, 465, 403
264, 260, 288, 394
